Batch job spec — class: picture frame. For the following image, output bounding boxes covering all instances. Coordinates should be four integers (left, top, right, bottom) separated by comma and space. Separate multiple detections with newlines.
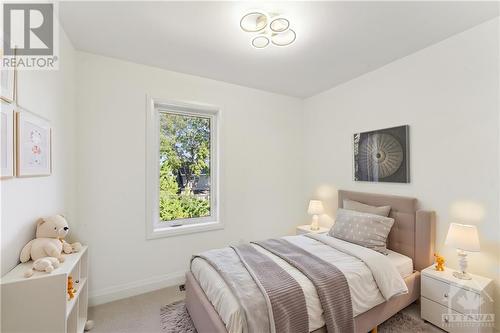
353, 125, 410, 183
16, 109, 52, 177
1, 102, 15, 178
1, 48, 16, 103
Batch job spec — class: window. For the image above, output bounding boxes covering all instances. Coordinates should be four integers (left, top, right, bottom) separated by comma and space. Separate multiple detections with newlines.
146, 99, 220, 238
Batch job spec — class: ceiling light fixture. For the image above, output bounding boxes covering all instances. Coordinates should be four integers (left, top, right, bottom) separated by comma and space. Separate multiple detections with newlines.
240, 11, 296, 49
252, 35, 270, 48
271, 29, 296, 46
240, 12, 268, 32
269, 17, 289, 33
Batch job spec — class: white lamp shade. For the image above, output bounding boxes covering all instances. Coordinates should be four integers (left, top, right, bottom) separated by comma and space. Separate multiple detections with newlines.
445, 223, 480, 252
308, 200, 324, 215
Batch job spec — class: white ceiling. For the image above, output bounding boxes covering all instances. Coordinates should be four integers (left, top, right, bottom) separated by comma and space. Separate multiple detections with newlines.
59, 1, 499, 98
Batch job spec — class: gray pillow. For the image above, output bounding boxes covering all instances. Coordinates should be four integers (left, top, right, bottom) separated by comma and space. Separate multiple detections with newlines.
329, 208, 394, 254
343, 199, 391, 217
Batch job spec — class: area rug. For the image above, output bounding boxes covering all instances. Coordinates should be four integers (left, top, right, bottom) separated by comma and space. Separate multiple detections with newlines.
160, 301, 434, 333
160, 301, 196, 333
378, 311, 433, 333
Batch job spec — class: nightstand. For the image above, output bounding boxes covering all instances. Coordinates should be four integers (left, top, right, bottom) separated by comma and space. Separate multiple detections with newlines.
296, 224, 329, 235
421, 265, 494, 333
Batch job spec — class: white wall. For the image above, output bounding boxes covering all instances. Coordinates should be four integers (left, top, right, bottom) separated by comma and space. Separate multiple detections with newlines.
303, 18, 500, 327
1, 31, 77, 275
75, 52, 304, 304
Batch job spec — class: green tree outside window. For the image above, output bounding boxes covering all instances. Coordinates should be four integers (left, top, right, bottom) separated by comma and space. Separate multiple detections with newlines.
159, 113, 211, 221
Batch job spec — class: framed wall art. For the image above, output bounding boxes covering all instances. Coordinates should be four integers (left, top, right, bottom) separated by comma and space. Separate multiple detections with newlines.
1, 102, 15, 178
353, 125, 409, 183
16, 109, 52, 177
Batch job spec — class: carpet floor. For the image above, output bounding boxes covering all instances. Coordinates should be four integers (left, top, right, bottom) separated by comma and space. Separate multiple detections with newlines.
160, 301, 445, 333
89, 286, 444, 333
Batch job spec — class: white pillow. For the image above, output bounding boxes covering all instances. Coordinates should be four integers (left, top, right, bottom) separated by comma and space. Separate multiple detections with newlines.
330, 208, 394, 254
343, 199, 391, 217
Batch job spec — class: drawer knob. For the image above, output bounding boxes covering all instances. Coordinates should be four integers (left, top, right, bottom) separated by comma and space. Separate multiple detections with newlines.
444, 318, 449, 323
444, 293, 448, 298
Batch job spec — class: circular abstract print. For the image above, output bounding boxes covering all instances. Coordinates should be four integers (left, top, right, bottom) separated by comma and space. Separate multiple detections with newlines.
358, 133, 403, 179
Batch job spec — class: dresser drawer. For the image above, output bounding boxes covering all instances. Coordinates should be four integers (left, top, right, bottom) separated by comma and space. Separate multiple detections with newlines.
422, 275, 480, 314
421, 297, 478, 333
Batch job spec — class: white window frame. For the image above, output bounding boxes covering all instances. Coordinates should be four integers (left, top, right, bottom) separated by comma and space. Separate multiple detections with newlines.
146, 97, 221, 239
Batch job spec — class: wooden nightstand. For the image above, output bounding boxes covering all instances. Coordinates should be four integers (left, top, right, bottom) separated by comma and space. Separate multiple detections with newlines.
296, 224, 329, 235
421, 265, 494, 333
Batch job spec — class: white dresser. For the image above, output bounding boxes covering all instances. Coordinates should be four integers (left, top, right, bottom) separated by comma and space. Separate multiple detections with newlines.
1, 246, 89, 333
421, 265, 494, 333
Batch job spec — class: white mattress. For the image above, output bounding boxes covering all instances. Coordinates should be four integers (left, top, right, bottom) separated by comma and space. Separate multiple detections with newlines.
191, 236, 412, 333
385, 249, 414, 279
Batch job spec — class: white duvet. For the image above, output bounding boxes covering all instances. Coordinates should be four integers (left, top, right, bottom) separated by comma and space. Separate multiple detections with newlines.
191, 234, 412, 333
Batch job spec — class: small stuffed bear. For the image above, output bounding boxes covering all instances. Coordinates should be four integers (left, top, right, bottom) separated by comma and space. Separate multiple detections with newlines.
67, 276, 76, 299
20, 215, 82, 277
434, 253, 445, 271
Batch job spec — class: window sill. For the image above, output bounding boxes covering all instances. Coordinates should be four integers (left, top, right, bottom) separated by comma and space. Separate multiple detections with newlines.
147, 221, 224, 240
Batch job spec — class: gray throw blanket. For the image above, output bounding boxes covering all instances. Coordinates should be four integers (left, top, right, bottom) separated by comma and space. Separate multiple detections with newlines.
193, 238, 354, 333
193, 247, 271, 333
232, 244, 308, 333
254, 239, 354, 333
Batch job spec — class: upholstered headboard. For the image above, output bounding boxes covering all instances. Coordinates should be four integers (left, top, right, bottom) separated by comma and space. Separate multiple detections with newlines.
338, 190, 435, 271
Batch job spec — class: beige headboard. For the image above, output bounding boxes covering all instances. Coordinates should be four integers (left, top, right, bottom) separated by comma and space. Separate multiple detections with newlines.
338, 190, 435, 271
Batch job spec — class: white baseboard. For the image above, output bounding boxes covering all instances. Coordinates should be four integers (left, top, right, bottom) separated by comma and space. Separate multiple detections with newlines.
89, 271, 186, 306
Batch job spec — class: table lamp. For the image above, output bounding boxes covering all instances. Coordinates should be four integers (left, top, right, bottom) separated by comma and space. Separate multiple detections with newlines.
445, 223, 480, 280
308, 200, 324, 231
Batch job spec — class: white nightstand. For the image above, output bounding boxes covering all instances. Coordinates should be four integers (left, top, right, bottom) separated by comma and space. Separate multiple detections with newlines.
296, 224, 329, 235
421, 265, 494, 333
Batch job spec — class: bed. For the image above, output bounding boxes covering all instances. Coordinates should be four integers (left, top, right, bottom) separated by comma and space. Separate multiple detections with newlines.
185, 190, 435, 333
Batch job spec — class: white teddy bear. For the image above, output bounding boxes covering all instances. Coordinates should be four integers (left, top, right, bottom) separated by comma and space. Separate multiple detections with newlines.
20, 215, 82, 277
